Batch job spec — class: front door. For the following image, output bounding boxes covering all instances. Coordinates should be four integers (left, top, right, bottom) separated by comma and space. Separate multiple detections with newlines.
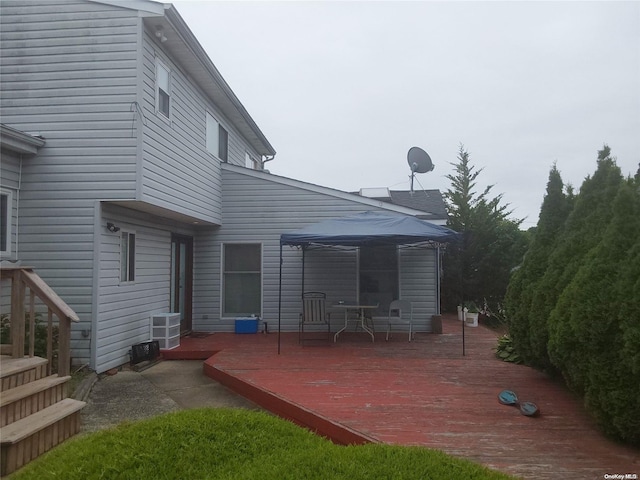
171, 234, 193, 334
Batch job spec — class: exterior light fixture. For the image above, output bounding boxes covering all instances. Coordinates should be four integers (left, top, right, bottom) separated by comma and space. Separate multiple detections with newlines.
155, 28, 167, 43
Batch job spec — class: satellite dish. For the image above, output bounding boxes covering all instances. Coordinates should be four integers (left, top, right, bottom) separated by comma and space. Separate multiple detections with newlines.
407, 147, 434, 193
407, 146, 434, 173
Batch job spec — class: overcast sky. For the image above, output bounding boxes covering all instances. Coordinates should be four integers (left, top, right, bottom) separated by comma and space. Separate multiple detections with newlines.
172, 0, 639, 229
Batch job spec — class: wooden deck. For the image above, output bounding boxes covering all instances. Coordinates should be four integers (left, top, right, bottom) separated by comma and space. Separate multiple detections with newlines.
165, 316, 639, 480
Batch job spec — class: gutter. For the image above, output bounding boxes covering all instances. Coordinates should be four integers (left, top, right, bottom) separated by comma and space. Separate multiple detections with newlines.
262, 154, 276, 168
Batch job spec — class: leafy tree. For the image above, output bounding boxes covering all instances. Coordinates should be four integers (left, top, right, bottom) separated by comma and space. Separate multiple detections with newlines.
504, 164, 572, 366
442, 145, 527, 311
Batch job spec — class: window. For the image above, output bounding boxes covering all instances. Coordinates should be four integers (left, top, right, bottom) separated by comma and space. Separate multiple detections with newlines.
218, 125, 228, 162
0, 190, 11, 254
156, 59, 171, 118
245, 152, 259, 170
120, 231, 136, 283
205, 112, 218, 155
223, 244, 261, 316
359, 245, 398, 316
206, 112, 228, 162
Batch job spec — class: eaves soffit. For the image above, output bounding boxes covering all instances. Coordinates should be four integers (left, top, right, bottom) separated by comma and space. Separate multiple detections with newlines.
0, 124, 45, 156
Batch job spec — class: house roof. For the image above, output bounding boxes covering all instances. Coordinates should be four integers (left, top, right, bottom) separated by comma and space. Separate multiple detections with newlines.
223, 163, 445, 222
354, 189, 448, 220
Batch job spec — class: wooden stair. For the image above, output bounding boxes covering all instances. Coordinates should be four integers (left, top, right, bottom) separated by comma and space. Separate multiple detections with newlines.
0, 356, 85, 477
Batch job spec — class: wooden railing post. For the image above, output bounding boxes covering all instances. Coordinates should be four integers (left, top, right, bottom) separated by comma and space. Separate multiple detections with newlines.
2, 266, 78, 374
29, 289, 36, 357
47, 309, 54, 376
58, 317, 70, 377
10, 269, 25, 358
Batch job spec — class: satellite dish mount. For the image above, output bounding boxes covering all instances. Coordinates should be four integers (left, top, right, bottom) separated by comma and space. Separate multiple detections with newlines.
407, 146, 434, 193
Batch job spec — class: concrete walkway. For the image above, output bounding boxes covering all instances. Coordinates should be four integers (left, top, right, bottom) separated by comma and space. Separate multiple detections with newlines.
81, 360, 259, 433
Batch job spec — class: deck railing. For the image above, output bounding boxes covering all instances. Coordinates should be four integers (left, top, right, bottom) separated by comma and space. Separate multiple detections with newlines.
0, 265, 79, 376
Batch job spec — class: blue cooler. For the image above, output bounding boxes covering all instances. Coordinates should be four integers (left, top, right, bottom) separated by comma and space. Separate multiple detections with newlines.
235, 317, 259, 334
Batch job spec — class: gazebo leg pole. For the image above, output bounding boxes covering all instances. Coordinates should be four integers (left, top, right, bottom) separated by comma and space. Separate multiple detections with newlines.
301, 247, 305, 297
278, 244, 283, 355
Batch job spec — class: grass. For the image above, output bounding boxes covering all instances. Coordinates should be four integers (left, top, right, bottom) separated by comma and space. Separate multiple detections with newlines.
9, 408, 514, 480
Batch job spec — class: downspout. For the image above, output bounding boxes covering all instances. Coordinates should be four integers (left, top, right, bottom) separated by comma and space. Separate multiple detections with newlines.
261, 154, 275, 169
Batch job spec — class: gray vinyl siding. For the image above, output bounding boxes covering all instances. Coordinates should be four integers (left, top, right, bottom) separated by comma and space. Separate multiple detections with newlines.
0, 0, 141, 366
1, 151, 20, 260
139, 27, 262, 225
96, 204, 195, 373
0, 151, 20, 190
0, 152, 17, 306
192, 168, 440, 333
396, 246, 438, 332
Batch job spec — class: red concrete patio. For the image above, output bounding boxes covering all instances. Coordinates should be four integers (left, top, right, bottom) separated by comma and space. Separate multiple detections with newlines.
163, 316, 639, 480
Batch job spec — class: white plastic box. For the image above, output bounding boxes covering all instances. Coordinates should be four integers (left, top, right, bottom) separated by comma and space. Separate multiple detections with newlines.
151, 313, 181, 350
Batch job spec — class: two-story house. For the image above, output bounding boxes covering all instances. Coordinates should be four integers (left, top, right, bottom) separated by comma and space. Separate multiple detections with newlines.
1, 0, 449, 374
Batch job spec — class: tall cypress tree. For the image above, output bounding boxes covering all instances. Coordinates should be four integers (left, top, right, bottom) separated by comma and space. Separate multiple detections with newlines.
548, 179, 636, 386
574, 179, 640, 445
504, 147, 639, 445
504, 164, 571, 364
528, 146, 622, 370
545, 147, 624, 380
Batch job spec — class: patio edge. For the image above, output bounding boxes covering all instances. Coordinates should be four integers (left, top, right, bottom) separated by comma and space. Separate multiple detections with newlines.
202, 357, 378, 446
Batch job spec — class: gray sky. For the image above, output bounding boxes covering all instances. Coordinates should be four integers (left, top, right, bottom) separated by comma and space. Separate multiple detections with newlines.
172, 0, 640, 229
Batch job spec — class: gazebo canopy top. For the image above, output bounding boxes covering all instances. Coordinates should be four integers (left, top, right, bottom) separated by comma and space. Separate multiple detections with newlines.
280, 211, 460, 247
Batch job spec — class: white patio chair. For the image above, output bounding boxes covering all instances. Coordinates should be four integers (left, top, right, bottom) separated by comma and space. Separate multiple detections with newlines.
299, 292, 331, 343
385, 299, 414, 342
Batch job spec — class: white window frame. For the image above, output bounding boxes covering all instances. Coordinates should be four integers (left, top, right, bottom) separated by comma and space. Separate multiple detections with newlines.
0, 189, 12, 255
205, 112, 219, 156
218, 124, 228, 162
245, 152, 259, 170
155, 57, 171, 120
206, 112, 229, 162
221, 242, 263, 318
120, 230, 136, 284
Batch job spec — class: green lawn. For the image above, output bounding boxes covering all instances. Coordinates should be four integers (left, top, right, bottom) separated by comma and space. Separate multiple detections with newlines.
11, 409, 513, 479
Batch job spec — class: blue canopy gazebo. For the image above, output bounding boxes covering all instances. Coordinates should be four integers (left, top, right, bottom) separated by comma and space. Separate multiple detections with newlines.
277, 211, 461, 352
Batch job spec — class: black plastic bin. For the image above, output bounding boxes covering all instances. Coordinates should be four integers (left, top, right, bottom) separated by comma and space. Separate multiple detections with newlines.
131, 340, 160, 365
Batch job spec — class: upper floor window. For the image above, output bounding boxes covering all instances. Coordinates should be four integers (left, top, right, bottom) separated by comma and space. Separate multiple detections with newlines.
245, 152, 260, 170
120, 231, 136, 283
218, 125, 228, 162
155, 59, 171, 118
206, 112, 228, 162
0, 190, 11, 254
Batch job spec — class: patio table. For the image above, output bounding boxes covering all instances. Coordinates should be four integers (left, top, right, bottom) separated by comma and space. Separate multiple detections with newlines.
333, 303, 379, 342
